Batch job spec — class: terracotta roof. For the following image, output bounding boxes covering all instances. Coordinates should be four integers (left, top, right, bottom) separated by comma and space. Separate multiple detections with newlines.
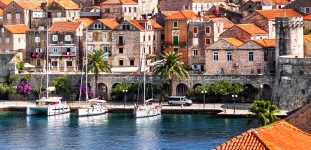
304, 35, 311, 42
128, 20, 145, 30
223, 38, 245, 47
262, 0, 289, 5
4, 24, 29, 34
135, 20, 163, 29
98, 19, 119, 29
120, 0, 137, 4
13, 0, 43, 10
210, 17, 234, 29
78, 18, 95, 28
253, 39, 276, 48
256, 9, 302, 20
236, 24, 267, 35
166, 10, 197, 20
0, 8, 3, 17
53, 0, 80, 9
161, 11, 179, 17
49, 21, 81, 32
0, 0, 12, 5
204, 15, 217, 18
214, 120, 311, 150
101, 0, 121, 4
304, 14, 311, 21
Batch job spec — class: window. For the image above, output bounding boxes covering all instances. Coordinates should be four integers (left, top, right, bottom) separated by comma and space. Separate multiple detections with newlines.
173, 21, 178, 28
102, 32, 107, 40
248, 51, 254, 61
148, 35, 151, 41
38, 26, 45, 30
193, 49, 198, 56
15, 13, 20, 19
213, 51, 218, 61
35, 37, 40, 43
1, 28, 4, 33
56, 12, 61, 17
129, 7, 131, 13
130, 59, 134, 66
104, 8, 110, 13
193, 26, 198, 34
205, 38, 211, 45
124, 7, 127, 13
306, 7, 310, 14
264, 50, 268, 61
66, 61, 73, 67
51, 61, 58, 67
65, 35, 72, 41
134, 7, 136, 13
52, 35, 58, 41
193, 38, 198, 45
173, 35, 179, 45
153, 35, 155, 41
143, 35, 145, 41
173, 48, 178, 53
205, 26, 210, 34
36, 48, 42, 53
5, 37, 10, 43
0, 37, 2, 43
53, 48, 58, 53
87, 32, 93, 41
118, 36, 124, 44
119, 59, 124, 66
257, 69, 261, 74
7, 13, 11, 19
36, 59, 41, 66
227, 51, 232, 61
119, 48, 123, 53
102, 46, 109, 53
94, 23, 101, 29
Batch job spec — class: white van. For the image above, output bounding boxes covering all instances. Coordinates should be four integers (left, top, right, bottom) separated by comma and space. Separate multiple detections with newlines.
168, 96, 192, 106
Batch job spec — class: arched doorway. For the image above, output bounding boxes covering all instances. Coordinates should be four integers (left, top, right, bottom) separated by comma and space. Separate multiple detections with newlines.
261, 84, 272, 100
192, 83, 202, 102
111, 83, 121, 101
176, 83, 188, 96
97, 83, 108, 100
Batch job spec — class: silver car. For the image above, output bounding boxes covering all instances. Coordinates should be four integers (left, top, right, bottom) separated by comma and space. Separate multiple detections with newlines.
168, 96, 192, 106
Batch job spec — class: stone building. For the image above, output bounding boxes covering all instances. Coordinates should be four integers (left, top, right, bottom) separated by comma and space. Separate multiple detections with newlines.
285, 0, 311, 15
159, 0, 192, 11
210, 17, 234, 31
46, 0, 81, 23
191, 0, 226, 14
204, 3, 242, 23
205, 38, 275, 75
84, 18, 119, 60
0, 24, 29, 54
47, 21, 83, 72
242, 9, 302, 39
304, 14, 311, 31
220, 24, 268, 42
111, 19, 163, 73
164, 10, 197, 65
304, 35, 311, 58
187, 17, 223, 73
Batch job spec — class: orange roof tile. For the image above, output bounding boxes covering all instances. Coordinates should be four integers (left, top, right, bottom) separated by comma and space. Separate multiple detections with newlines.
98, 19, 119, 29
304, 14, 311, 21
49, 21, 81, 32
120, 0, 137, 4
214, 120, 311, 150
253, 39, 276, 48
166, 10, 197, 20
128, 20, 145, 30
204, 15, 217, 18
236, 24, 267, 35
0, 0, 12, 5
256, 9, 302, 20
262, 0, 289, 5
13, 0, 43, 10
192, 0, 226, 2
149, 20, 163, 29
0, 8, 3, 17
304, 35, 311, 42
161, 11, 179, 17
53, 0, 80, 9
4, 24, 29, 34
223, 38, 245, 47
101, 0, 121, 4
78, 18, 95, 28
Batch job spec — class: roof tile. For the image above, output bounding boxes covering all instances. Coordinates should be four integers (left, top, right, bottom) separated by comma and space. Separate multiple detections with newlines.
304, 35, 311, 42
166, 10, 197, 20
256, 9, 302, 20
49, 21, 81, 32
53, 0, 80, 9
236, 24, 267, 35
4, 24, 29, 34
223, 38, 245, 47
253, 39, 276, 48
98, 19, 119, 29
304, 14, 311, 21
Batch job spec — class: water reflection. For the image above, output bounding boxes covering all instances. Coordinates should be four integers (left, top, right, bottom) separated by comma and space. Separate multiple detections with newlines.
135, 116, 161, 150
78, 114, 108, 127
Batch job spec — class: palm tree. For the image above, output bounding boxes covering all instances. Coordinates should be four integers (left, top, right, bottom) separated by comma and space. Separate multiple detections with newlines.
248, 100, 280, 126
152, 51, 189, 95
88, 50, 111, 97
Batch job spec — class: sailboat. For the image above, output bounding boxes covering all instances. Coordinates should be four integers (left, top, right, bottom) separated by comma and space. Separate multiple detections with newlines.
133, 19, 161, 118
27, 27, 70, 116
78, 27, 108, 117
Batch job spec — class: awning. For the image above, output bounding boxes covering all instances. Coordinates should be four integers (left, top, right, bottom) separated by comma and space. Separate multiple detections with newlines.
111, 67, 140, 73
24, 63, 35, 68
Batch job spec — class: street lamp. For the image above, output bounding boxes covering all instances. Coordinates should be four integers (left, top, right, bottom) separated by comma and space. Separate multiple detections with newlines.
201, 90, 207, 108
123, 89, 128, 108
231, 94, 238, 114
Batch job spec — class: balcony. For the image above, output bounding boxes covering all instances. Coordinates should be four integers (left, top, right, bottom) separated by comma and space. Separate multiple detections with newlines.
49, 52, 76, 57
30, 52, 44, 58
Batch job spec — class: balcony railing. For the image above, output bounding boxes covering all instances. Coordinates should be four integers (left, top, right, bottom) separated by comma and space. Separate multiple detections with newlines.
117, 40, 125, 46
49, 52, 76, 57
30, 52, 44, 58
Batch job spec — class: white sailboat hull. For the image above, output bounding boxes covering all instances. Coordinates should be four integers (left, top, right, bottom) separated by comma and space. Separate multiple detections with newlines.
78, 107, 108, 117
26, 104, 70, 116
133, 106, 161, 118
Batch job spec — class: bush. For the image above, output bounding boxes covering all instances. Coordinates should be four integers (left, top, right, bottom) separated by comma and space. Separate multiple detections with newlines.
51, 76, 71, 94
0, 83, 16, 94
17, 62, 25, 73
16, 79, 32, 95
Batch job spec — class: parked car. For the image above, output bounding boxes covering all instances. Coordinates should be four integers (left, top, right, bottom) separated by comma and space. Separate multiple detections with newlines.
168, 96, 192, 106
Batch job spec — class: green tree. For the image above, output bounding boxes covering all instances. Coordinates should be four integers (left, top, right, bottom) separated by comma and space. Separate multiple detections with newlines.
51, 76, 71, 94
0, 83, 16, 94
111, 83, 134, 95
17, 61, 25, 73
209, 80, 245, 96
88, 50, 111, 97
195, 84, 210, 93
249, 100, 280, 126
152, 51, 189, 94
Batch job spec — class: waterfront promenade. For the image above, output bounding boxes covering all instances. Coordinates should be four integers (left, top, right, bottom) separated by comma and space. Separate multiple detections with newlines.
0, 101, 288, 117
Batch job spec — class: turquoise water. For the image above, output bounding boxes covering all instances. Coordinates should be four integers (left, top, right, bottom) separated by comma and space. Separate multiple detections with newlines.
0, 112, 257, 150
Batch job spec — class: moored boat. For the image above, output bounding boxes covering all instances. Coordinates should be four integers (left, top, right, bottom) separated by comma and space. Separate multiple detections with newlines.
26, 97, 70, 116
78, 99, 108, 117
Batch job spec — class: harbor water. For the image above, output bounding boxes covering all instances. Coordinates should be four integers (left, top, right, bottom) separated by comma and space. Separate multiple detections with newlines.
0, 112, 257, 150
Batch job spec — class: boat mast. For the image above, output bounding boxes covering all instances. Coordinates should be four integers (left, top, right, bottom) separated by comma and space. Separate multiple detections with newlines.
46, 21, 49, 98
85, 27, 89, 100
143, 14, 147, 106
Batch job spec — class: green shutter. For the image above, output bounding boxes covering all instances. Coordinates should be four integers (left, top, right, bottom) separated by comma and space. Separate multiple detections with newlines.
173, 36, 179, 45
